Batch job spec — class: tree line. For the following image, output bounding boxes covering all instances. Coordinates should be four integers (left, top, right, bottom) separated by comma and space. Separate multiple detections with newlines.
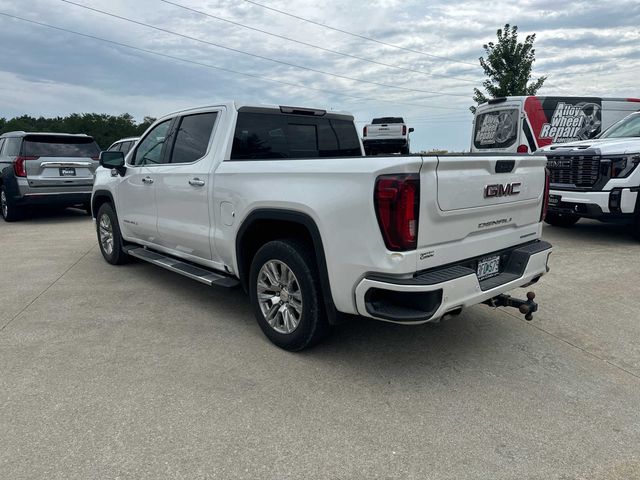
0, 113, 156, 150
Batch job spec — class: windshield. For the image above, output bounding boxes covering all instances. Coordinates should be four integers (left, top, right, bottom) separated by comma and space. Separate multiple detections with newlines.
599, 113, 640, 138
473, 108, 519, 149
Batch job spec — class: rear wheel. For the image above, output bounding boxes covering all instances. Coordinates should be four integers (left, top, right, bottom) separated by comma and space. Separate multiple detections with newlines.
400, 146, 410, 154
0, 185, 21, 222
249, 239, 329, 351
544, 212, 580, 227
96, 203, 129, 265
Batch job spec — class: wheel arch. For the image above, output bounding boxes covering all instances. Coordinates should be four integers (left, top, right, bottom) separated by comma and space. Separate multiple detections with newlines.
235, 209, 338, 323
91, 190, 115, 219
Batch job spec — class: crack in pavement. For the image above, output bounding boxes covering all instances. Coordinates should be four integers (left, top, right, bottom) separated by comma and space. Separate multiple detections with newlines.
0, 244, 97, 333
498, 306, 640, 382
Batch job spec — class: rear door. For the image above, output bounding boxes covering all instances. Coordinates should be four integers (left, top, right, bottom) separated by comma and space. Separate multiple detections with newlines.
154, 110, 220, 260
21, 135, 99, 189
471, 102, 521, 153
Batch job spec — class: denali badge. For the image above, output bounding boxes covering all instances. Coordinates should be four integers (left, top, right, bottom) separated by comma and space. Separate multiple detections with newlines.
484, 182, 521, 198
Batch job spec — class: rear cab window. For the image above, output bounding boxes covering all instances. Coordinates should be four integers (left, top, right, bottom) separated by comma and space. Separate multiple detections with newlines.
372, 117, 404, 124
473, 108, 519, 149
230, 109, 362, 160
21, 135, 100, 158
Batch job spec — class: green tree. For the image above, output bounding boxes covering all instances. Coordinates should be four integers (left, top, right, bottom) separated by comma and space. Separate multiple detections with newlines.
0, 113, 156, 149
471, 24, 546, 112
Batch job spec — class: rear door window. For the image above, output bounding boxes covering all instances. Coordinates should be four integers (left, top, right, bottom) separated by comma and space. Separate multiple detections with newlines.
4, 138, 21, 156
473, 109, 519, 149
21, 136, 100, 157
0, 138, 5, 154
169, 112, 218, 164
230, 112, 361, 160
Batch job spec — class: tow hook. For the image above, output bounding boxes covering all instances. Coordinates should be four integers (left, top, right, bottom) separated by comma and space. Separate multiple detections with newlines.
486, 291, 538, 321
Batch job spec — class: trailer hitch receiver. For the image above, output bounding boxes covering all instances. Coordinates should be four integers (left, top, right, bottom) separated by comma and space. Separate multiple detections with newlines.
485, 291, 538, 321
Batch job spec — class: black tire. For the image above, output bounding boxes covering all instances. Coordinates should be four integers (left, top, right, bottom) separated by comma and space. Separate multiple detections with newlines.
249, 239, 329, 351
544, 212, 580, 227
400, 146, 410, 154
0, 185, 22, 222
96, 203, 129, 265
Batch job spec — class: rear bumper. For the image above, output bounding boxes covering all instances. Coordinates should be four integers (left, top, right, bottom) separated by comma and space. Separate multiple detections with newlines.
548, 188, 638, 217
363, 139, 408, 147
354, 240, 552, 324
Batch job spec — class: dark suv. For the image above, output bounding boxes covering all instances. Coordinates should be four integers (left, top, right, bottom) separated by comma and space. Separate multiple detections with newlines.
0, 131, 100, 221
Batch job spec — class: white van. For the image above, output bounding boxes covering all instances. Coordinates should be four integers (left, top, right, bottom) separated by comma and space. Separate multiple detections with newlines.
471, 96, 640, 153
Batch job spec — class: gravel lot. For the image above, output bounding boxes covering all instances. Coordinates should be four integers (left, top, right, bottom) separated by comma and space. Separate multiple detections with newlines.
1, 210, 639, 479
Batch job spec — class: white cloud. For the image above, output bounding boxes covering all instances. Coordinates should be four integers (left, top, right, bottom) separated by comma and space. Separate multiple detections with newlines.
0, 0, 638, 150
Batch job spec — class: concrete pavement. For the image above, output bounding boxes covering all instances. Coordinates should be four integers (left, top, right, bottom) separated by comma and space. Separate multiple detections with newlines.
1, 211, 639, 479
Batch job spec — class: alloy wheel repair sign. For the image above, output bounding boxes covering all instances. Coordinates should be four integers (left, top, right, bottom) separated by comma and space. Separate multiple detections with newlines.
525, 96, 602, 147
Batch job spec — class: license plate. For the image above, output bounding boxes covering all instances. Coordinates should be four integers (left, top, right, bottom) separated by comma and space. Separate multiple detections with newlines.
59, 167, 76, 176
477, 255, 500, 280
548, 194, 561, 206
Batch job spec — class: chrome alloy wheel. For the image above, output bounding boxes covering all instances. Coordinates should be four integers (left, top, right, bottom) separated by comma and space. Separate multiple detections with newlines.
257, 260, 303, 334
0, 190, 7, 219
98, 213, 114, 255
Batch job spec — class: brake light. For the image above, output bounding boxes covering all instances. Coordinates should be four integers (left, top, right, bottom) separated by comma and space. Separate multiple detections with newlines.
517, 144, 529, 153
363, 126, 367, 137
374, 174, 419, 251
14, 156, 38, 177
540, 168, 550, 222
402, 125, 407, 136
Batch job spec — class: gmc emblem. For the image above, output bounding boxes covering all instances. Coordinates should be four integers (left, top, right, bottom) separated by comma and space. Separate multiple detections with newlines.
547, 159, 571, 168
484, 182, 521, 198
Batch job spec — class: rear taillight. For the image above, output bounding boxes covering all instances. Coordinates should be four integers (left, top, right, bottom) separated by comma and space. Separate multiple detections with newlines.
374, 174, 420, 251
402, 125, 407, 136
517, 144, 529, 153
14, 156, 38, 177
363, 126, 367, 137
541, 168, 550, 222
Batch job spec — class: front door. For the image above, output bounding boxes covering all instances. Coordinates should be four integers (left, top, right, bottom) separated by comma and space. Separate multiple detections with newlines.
116, 119, 173, 244
154, 111, 219, 260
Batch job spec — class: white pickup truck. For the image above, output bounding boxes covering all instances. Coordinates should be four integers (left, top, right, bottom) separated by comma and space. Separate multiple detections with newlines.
362, 117, 413, 155
92, 102, 552, 350
540, 111, 640, 238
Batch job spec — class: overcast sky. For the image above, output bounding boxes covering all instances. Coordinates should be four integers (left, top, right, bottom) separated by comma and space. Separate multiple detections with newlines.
1, 0, 639, 150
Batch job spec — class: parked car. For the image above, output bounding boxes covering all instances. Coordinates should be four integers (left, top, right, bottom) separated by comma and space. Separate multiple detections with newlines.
0, 131, 100, 221
538, 111, 640, 238
362, 117, 413, 155
92, 102, 552, 350
107, 137, 139, 156
472, 96, 640, 153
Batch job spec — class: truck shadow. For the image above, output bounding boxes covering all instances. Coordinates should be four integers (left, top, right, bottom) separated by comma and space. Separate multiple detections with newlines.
125, 259, 516, 379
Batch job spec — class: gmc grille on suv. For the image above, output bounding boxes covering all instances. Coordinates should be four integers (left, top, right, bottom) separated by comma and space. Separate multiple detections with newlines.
546, 155, 600, 188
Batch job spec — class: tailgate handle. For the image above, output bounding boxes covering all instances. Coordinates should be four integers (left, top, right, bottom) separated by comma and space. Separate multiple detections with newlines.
495, 160, 515, 173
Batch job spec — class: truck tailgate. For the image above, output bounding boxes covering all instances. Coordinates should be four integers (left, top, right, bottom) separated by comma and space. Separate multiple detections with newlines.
367, 124, 404, 138
416, 154, 547, 270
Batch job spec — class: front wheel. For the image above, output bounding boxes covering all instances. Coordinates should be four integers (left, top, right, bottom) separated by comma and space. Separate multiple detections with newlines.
1, 185, 21, 222
544, 212, 580, 227
249, 239, 329, 351
96, 203, 129, 265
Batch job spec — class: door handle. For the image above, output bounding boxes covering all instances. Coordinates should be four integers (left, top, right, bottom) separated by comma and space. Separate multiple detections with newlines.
142, 176, 154, 184
189, 178, 205, 187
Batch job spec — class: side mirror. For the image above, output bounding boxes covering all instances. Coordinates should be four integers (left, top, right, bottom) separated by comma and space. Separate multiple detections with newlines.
409, 127, 415, 133
99, 151, 126, 176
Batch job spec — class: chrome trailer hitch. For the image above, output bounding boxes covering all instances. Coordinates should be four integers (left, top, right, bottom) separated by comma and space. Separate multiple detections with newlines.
485, 291, 538, 321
